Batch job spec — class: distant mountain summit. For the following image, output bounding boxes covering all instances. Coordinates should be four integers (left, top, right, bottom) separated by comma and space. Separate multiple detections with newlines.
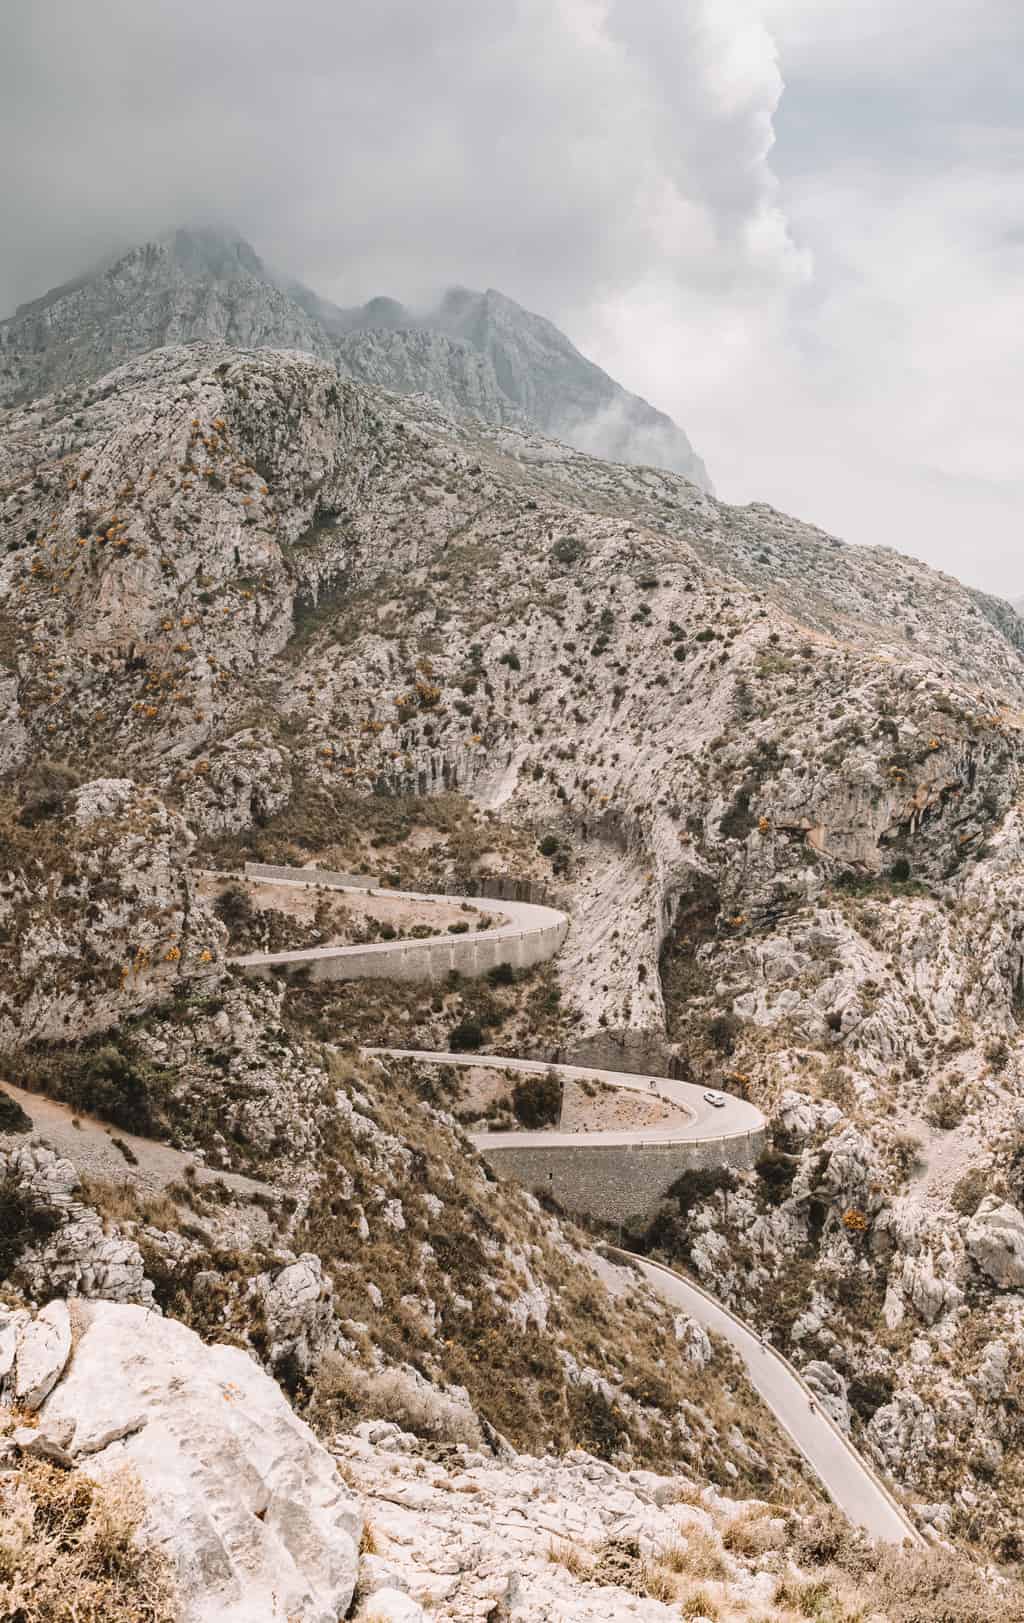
0, 225, 711, 490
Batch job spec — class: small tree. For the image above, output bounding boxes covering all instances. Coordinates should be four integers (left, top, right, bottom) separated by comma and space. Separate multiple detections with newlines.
512, 1070, 562, 1128
449, 1019, 483, 1052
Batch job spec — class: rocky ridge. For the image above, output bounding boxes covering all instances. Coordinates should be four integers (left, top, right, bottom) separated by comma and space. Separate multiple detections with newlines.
0, 226, 710, 488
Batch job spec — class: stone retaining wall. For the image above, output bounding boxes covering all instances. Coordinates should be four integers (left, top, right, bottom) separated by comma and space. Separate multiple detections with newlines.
477, 1129, 766, 1226
234, 864, 568, 984
239, 922, 567, 985
244, 861, 379, 889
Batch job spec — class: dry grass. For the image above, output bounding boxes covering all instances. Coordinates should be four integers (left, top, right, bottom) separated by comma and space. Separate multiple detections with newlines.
722, 1505, 787, 1558
0, 1458, 175, 1622
641, 1561, 680, 1603
359, 1519, 380, 1556
768, 1542, 1024, 1623
659, 1529, 728, 1580
78, 1175, 181, 1230
547, 1538, 593, 1579
680, 1585, 721, 1620
313, 1354, 483, 1448
867, 1544, 1024, 1623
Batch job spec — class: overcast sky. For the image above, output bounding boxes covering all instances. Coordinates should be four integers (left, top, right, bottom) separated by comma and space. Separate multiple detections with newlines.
1, 0, 1021, 593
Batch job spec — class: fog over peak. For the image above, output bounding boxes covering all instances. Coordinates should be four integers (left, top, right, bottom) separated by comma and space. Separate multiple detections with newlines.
1, 0, 1021, 590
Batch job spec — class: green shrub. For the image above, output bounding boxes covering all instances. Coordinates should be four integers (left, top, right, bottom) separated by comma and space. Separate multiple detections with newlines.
847, 1369, 894, 1423
0, 1170, 62, 1278
511, 1070, 562, 1128
0, 1086, 31, 1134
449, 1020, 483, 1052
13, 1041, 172, 1137
706, 1012, 740, 1054
550, 537, 585, 566
755, 1149, 797, 1205
213, 883, 254, 941
666, 1165, 737, 1218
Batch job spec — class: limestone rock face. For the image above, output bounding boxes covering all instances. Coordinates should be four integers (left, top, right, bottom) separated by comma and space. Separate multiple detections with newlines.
252, 1252, 339, 1375
35, 1300, 360, 1623
1, 1143, 154, 1306
338, 283, 712, 489
673, 1311, 713, 1369
178, 729, 292, 835
336, 1425, 804, 1621
0, 226, 710, 489
966, 1196, 1024, 1289
802, 1360, 851, 1433
9, 1298, 71, 1410
0, 227, 331, 406
0, 778, 224, 1050
20, 1210, 155, 1306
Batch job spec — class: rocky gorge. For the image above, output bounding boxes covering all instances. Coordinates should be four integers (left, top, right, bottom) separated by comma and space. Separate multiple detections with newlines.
2, 234, 1024, 1616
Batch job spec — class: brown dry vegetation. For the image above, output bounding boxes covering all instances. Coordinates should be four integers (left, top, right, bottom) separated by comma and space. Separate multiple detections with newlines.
197, 786, 540, 895
0, 1457, 175, 1622
299, 1049, 818, 1495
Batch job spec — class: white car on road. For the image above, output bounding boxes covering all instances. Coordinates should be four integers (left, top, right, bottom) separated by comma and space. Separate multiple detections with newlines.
703, 1090, 726, 1108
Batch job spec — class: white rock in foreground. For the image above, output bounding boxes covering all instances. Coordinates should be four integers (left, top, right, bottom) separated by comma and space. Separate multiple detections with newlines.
34, 1300, 360, 1623
11, 1298, 71, 1411
338, 1423, 783, 1621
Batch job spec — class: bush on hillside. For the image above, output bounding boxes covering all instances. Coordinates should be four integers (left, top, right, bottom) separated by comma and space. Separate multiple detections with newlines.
511, 1070, 562, 1129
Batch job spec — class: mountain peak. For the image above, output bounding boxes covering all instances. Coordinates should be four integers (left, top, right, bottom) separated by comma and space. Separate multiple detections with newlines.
0, 227, 711, 489
158, 223, 264, 279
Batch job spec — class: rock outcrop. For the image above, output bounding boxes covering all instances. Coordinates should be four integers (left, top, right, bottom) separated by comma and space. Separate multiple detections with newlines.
966, 1196, 1024, 1290
3, 1299, 361, 1623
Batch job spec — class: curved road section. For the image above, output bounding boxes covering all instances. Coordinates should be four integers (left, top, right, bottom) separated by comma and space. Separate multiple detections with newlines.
610, 1252, 919, 1546
373, 1049, 918, 1546
368, 1049, 763, 1147
229, 863, 919, 1545
230, 864, 567, 984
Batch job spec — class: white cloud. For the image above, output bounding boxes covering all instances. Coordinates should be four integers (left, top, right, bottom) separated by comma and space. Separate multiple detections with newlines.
574, 0, 1024, 593
0, 0, 796, 319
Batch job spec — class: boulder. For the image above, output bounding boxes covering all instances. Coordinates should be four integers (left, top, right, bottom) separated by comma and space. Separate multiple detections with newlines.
0, 1306, 29, 1380
673, 1312, 713, 1369
966, 1197, 1024, 1290
356, 1588, 425, 1621
19, 1211, 155, 1306
776, 1089, 843, 1143
35, 1300, 360, 1623
252, 1252, 338, 1375
11, 1297, 71, 1410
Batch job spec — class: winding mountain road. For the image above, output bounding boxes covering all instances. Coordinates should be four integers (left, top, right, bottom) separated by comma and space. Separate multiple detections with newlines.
612, 1252, 918, 1545
368, 1048, 763, 1148
231, 863, 920, 1545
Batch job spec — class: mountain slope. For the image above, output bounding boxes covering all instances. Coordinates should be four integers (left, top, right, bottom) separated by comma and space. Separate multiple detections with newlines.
433, 285, 710, 487
0, 227, 710, 489
6, 341, 1024, 1557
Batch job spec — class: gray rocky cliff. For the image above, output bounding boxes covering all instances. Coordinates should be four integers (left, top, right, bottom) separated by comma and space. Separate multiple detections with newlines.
0, 226, 711, 490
